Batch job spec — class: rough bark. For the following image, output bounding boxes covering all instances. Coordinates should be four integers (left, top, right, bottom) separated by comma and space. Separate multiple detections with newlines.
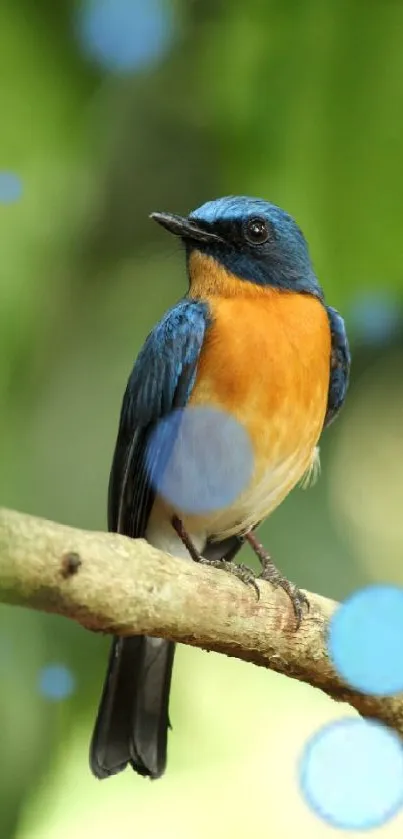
0, 506, 401, 733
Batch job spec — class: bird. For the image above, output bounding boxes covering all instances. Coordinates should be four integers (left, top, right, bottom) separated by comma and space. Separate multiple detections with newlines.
90, 195, 350, 782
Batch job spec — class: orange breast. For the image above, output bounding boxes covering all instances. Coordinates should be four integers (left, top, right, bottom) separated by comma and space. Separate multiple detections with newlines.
191, 290, 330, 431
186, 274, 331, 536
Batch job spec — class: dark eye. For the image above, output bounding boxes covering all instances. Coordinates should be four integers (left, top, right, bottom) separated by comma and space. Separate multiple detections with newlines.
244, 216, 271, 245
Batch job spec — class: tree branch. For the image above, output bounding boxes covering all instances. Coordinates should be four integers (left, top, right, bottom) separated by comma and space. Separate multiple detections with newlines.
0, 506, 402, 733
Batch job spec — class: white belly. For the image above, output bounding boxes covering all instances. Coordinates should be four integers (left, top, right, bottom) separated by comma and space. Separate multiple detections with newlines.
146, 445, 320, 554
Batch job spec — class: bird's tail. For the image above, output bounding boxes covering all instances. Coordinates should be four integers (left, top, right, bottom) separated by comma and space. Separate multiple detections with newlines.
90, 635, 175, 780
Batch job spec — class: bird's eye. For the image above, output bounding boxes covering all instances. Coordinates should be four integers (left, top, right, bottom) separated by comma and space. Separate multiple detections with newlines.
244, 216, 271, 245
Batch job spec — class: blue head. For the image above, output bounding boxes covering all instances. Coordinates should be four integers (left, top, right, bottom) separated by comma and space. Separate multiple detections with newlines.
151, 196, 323, 299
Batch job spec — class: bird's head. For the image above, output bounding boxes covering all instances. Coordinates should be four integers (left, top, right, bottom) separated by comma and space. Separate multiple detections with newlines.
151, 196, 323, 300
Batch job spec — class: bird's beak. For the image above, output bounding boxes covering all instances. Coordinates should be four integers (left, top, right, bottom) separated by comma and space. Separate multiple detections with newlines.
150, 211, 222, 244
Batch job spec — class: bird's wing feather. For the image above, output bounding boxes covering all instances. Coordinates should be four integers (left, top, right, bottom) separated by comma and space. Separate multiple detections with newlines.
323, 305, 351, 428
108, 298, 210, 537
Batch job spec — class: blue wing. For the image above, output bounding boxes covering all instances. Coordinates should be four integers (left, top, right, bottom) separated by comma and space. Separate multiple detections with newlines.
324, 305, 351, 428
108, 299, 210, 537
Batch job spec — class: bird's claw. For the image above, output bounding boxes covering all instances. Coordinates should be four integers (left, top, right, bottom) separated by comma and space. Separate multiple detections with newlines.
259, 563, 309, 629
245, 531, 309, 630
199, 557, 260, 599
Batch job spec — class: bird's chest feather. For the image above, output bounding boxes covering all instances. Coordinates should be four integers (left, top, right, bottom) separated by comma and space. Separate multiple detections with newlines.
188, 289, 331, 536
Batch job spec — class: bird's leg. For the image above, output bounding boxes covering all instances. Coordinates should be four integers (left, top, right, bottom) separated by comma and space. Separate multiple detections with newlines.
171, 515, 201, 562
245, 531, 309, 629
171, 516, 259, 597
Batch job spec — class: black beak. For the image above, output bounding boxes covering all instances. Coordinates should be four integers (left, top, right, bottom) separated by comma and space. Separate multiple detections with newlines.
150, 211, 222, 244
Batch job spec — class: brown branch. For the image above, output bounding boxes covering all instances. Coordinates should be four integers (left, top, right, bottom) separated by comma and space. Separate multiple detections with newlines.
0, 506, 402, 733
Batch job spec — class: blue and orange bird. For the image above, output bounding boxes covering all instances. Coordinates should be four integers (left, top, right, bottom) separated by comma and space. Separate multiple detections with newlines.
90, 196, 350, 781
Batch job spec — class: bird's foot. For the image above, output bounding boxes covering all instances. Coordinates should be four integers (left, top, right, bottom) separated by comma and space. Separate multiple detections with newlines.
198, 557, 260, 598
245, 531, 309, 629
171, 516, 259, 597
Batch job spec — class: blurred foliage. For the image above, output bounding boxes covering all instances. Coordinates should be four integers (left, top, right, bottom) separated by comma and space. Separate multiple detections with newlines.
1, 0, 403, 837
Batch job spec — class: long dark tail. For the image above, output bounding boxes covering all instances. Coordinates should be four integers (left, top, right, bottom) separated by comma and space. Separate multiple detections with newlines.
90, 534, 243, 781
90, 635, 175, 780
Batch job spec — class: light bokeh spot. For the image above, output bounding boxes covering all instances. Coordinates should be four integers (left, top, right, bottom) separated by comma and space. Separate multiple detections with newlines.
349, 291, 401, 345
77, 0, 174, 73
38, 664, 76, 701
0, 171, 22, 203
328, 584, 403, 696
146, 406, 254, 515
299, 718, 403, 830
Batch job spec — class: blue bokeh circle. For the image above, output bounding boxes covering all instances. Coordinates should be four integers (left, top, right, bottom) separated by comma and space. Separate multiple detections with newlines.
328, 584, 403, 696
38, 664, 76, 701
77, 0, 174, 73
299, 717, 403, 830
0, 172, 22, 203
145, 406, 254, 515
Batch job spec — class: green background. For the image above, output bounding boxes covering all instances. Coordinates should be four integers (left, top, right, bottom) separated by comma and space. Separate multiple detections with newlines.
1, 1, 403, 837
